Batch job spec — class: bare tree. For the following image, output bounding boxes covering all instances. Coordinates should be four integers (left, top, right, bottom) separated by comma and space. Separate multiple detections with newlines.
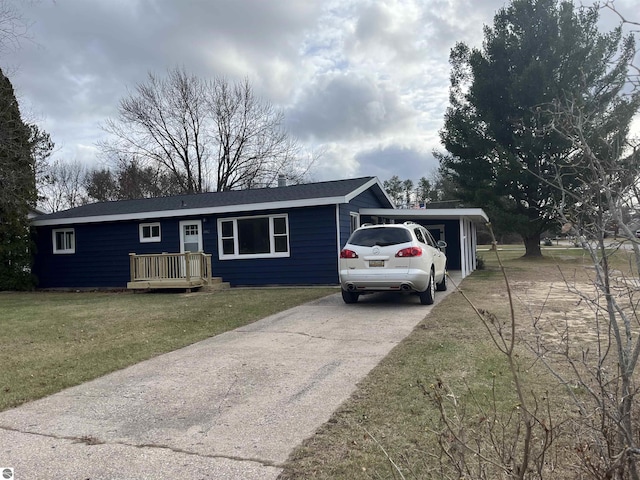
40, 159, 87, 212
427, 233, 557, 479
0, 0, 33, 53
84, 167, 117, 202
102, 68, 210, 194
85, 155, 185, 202
536, 96, 640, 479
102, 68, 306, 193
210, 76, 300, 190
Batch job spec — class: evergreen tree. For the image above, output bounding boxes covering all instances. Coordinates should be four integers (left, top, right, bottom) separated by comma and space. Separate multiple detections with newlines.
416, 177, 431, 205
0, 68, 37, 289
382, 175, 403, 207
439, 0, 636, 256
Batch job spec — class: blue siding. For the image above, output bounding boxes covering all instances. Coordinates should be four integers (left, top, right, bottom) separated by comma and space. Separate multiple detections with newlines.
210, 205, 339, 286
33, 185, 393, 289
33, 207, 341, 288
33, 219, 187, 288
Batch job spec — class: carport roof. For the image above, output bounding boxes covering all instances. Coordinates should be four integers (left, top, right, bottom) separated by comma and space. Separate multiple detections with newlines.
360, 208, 489, 223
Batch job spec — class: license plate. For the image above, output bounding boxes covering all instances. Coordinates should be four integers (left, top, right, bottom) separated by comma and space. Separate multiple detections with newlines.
369, 260, 384, 267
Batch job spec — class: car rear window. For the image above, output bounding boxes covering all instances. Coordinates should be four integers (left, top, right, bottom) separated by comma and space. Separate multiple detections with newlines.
348, 227, 412, 247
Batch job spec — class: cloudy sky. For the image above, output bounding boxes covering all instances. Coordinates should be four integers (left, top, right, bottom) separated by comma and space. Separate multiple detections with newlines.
2, 0, 635, 186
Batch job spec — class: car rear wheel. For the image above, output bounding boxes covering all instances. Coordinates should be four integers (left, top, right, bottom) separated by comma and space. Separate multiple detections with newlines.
418, 270, 435, 305
436, 271, 447, 291
341, 289, 360, 304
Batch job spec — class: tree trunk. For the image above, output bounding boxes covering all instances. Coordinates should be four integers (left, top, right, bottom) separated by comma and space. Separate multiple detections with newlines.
522, 233, 542, 257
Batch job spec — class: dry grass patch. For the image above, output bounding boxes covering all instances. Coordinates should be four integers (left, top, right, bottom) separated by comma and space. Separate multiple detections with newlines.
279, 246, 634, 479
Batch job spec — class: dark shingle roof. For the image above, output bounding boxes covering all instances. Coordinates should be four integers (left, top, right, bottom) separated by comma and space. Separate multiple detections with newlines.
33, 177, 389, 225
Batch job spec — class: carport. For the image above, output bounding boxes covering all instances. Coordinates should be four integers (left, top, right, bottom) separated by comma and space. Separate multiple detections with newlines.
358, 208, 489, 279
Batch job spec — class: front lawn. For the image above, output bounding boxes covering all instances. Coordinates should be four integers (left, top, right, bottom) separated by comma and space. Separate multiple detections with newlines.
0, 287, 335, 412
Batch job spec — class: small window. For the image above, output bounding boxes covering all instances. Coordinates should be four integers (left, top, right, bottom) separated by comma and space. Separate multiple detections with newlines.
350, 212, 359, 233
139, 223, 161, 243
273, 217, 288, 253
220, 220, 235, 255
424, 229, 438, 248
218, 214, 289, 259
53, 228, 75, 254
414, 228, 426, 244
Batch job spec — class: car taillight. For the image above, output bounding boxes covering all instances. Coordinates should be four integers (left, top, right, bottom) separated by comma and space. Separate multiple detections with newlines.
340, 249, 358, 259
396, 246, 422, 257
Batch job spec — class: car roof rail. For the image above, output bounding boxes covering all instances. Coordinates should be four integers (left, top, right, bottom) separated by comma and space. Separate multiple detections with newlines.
403, 221, 417, 225
360, 223, 373, 227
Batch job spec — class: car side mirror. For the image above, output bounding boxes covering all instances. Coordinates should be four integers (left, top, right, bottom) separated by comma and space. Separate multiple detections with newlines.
437, 240, 447, 249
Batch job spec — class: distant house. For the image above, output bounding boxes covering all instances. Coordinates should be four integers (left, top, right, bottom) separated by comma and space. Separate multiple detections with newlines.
30, 177, 487, 289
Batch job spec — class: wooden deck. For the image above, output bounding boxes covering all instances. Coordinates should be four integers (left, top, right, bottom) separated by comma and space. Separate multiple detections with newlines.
127, 252, 226, 291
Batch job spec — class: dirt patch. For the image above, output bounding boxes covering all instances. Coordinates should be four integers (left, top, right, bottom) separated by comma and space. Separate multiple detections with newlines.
511, 281, 599, 345
509, 277, 640, 349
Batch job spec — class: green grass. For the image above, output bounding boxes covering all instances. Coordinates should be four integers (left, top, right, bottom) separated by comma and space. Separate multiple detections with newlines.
0, 287, 335, 411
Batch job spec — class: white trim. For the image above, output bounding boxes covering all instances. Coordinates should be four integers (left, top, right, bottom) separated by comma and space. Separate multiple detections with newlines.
139, 222, 161, 243
52, 228, 75, 254
471, 218, 478, 271
359, 207, 489, 223
335, 205, 342, 277
335, 205, 342, 254
349, 211, 360, 233
217, 213, 290, 260
459, 219, 468, 278
179, 220, 203, 253
344, 177, 396, 207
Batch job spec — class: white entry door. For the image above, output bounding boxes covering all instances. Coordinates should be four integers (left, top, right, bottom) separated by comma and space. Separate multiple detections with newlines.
179, 220, 203, 277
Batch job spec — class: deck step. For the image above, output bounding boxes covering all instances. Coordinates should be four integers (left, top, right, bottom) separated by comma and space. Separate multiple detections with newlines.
127, 276, 229, 291
206, 277, 225, 284
199, 280, 231, 292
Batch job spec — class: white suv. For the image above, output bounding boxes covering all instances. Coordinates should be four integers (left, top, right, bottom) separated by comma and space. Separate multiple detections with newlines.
339, 222, 447, 305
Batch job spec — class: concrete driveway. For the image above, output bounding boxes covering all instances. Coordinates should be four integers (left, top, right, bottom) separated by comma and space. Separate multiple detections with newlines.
0, 282, 457, 480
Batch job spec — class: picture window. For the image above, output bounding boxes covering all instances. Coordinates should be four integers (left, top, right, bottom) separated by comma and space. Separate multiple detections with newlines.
218, 215, 289, 259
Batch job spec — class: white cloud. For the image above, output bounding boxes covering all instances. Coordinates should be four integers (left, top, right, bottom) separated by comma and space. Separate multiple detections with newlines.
7, 0, 635, 189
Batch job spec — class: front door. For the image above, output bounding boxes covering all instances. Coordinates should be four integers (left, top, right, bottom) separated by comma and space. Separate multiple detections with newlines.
179, 220, 203, 277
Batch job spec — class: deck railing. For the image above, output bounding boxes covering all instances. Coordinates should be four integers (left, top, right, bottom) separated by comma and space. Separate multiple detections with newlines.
129, 252, 213, 285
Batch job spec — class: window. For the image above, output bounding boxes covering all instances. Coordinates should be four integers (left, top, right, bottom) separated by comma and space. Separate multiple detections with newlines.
139, 223, 161, 243
348, 227, 411, 247
350, 212, 359, 233
53, 228, 75, 254
218, 214, 289, 259
424, 229, 438, 248
414, 228, 426, 244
